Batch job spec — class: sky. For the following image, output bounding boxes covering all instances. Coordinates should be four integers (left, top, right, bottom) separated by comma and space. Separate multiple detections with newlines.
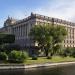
0, 0, 75, 27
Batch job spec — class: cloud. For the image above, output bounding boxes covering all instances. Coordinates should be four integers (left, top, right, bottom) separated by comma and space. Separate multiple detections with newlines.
1, 0, 75, 28
34, 0, 75, 22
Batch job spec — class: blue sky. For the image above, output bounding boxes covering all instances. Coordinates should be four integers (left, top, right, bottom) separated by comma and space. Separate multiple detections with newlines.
0, 0, 75, 27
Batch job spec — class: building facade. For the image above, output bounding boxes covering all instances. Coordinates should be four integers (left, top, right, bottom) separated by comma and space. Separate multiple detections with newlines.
0, 13, 75, 48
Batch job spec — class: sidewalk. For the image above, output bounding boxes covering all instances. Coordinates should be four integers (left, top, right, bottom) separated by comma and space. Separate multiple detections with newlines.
25, 62, 75, 69
0, 62, 75, 69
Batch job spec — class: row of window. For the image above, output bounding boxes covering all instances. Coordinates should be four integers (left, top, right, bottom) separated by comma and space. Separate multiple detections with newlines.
12, 23, 33, 39
64, 45, 75, 47
36, 15, 75, 25
12, 24, 28, 37
64, 40, 75, 43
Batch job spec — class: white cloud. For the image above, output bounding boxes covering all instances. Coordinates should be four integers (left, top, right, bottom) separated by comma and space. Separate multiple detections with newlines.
34, 0, 75, 22
1, 0, 75, 28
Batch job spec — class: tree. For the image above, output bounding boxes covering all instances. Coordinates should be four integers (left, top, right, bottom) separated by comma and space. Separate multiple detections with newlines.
0, 33, 15, 52
0, 33, 15, 44
30, 24, 67, 58
49, 26, 67, 56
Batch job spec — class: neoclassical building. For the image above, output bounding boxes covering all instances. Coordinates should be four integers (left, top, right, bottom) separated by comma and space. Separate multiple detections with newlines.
0, 13, 75, 48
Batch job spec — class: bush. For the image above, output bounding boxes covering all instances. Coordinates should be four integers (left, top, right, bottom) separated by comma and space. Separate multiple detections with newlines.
8, 50, 28, 63
71, 52, 75, 57
47, 56, 52, 59
1, 44, 21, 54
32, 54, 38, 60
70, 47, 75, 57
59, 47, 72, 57
0, 52, 8, 61
2, 44, 21, 53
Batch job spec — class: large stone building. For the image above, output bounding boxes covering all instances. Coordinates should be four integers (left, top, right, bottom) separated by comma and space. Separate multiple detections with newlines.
0, 13, 75, 48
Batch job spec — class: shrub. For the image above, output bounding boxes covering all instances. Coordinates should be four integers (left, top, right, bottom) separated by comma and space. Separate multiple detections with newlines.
70, 47, 75, 57
32, 54, 38, 60
71, 52, 75, 57
59, 47, 72, 57
21, 51, 28, 60
8, 50, 28, 63
61, 47, 75, 58
0, 52, 8, 61
1, 44, 21, 54
47, 56, 52, 59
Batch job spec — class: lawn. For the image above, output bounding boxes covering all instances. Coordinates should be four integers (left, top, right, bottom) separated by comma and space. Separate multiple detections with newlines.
25, 56, 75, 65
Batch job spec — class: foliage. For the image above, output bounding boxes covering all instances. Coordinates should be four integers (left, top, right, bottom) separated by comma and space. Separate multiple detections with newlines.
59, 47, 75, 57
1, 44, 21, 54
0, 52, 8, 61
2, 44, 21, 52
70, 47, 75, 57
32, 54, 38, 60
0, 33, 15, 45
8, 50, 28, 63
47, 55, 52, 59
30, 24, 67, 57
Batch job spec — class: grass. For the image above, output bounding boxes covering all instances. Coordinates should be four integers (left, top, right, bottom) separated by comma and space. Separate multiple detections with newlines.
25, 56, 75, 65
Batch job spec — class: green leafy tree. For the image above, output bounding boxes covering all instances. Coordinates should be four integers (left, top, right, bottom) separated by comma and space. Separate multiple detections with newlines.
30, 24, 67, 58
0, 33, 15, 52
49, 26, 67, 55
0, 33, 15, 44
